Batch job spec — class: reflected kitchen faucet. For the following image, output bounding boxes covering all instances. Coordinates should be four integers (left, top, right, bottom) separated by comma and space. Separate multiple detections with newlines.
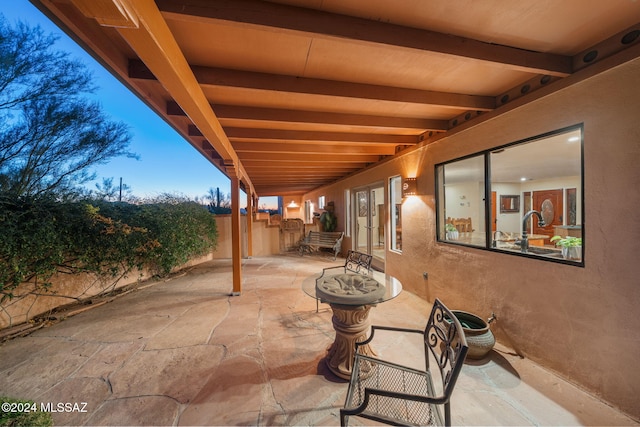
492, 230, 506, 248
519, 210, 546, 253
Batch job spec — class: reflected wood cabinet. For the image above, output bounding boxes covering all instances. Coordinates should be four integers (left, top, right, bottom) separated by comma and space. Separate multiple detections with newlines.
500, 195, 520, 213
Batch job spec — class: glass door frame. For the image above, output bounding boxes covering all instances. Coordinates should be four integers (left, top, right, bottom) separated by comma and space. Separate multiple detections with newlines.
353, 182, 385, 270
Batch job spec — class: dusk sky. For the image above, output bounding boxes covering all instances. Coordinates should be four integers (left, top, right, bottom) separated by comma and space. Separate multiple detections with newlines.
1, 1, 276, 207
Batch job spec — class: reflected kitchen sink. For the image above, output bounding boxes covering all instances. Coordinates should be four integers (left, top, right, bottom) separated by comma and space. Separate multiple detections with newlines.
525, 247, 559, 255
499, 245, 564, 258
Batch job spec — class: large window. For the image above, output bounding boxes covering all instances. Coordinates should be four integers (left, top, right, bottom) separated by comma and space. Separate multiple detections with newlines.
436, 125, 584, 265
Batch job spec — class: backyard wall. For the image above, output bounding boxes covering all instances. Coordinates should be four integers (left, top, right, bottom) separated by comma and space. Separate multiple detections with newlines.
211, 215, 280, 258
0, 251, 215, 330
0, 215, 281, 331
303, 56, 640, 419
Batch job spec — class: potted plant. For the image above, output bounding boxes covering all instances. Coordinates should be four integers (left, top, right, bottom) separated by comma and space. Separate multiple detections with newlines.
445, 223, 459, 240
319, 201, 337, 232
550, 235, 582, 260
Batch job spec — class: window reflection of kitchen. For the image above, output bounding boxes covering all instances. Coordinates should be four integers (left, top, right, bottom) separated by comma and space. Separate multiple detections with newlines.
491, 128, 582, 257
439, 126, 583, 263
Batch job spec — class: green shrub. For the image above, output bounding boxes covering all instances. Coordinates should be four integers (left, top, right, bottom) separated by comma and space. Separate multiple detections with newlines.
0, 194, 218, 301
92, 200, 219, 276
0, 396, 53, 427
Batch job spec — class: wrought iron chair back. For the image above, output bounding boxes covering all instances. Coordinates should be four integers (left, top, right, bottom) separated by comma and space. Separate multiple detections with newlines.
312, 250, 373, 312
424, 300, 468, 402
340, 298, 468, 426
344, 250, 373, 275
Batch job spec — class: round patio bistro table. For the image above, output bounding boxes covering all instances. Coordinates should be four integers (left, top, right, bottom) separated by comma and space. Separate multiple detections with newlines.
302, 268, 402, 379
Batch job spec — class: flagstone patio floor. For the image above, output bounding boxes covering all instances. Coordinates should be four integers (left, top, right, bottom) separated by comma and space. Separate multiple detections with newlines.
0, 254, 637, 426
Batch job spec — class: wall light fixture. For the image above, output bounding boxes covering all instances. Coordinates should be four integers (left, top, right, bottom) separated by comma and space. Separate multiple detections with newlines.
402, 177, 418, 197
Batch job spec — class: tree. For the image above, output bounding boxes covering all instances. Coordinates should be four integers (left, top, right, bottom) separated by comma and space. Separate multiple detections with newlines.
94, 177, 132, 201
205, 187, 230, 208
204, 187, 232, 213
0, 17, 137, 197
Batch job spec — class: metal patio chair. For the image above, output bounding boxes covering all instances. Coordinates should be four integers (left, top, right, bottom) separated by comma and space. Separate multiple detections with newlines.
340, 298, 469, 426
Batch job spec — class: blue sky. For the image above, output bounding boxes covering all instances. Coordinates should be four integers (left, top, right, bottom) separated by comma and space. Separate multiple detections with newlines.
0, 1, 275, 207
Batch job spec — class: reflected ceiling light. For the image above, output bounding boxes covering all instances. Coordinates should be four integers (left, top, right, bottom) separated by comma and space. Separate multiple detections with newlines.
568, 136, 580, 142
402, 177, 418, 197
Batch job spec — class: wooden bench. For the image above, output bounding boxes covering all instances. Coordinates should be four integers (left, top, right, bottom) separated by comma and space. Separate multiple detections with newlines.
299, 231, 344, 260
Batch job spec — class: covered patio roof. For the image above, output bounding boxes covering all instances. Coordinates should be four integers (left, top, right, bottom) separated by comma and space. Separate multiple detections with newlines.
32, 0, 639, 197
30, 0, 640, 293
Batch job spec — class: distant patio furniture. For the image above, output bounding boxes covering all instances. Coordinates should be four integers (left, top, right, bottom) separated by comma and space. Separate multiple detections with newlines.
269, 213, 282, 226
280, 218, 304, 252
340, 298, 469, 426
298, 230, 344, 260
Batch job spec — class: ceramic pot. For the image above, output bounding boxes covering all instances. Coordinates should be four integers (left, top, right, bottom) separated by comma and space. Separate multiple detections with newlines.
562, 246, 581, 260
452, 310, 495, 359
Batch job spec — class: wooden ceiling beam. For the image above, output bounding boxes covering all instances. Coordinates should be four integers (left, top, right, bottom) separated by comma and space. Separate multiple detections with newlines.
245, 164, 356, 169
166, 101, 445, 131
257, 181, 327, 186
225, 128, 419, 144
214, 105, 447, 132
238, 152, 381, 162
70, 0, 139, 28
242, 160, 365, 169
186, 118, 425, 142
244, 168, 358, 175
156, 0, 572, 77
256, 183, 329, 189
254, 177, 336, 183
231, 142, 395, 156
253, 177, 355, 185
249, 169, 339, 174
255, 187, 319, 196
135, 63, 494, 112
193, 66, 495, 112
247, 171, 357, 179
248, 173, 347, 179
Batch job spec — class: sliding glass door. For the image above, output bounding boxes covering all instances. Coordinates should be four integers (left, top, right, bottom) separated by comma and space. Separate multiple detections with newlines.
354, 184, 385, 269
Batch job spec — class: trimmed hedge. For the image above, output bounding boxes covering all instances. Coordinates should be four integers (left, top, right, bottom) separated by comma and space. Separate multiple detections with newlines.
0, 195, 218, 301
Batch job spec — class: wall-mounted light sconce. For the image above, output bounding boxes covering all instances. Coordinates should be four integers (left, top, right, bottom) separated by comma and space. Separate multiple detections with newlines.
402, 177, 418, 197
287, 200, 298, 208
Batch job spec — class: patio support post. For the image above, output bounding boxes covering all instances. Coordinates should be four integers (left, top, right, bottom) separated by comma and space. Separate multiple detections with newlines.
229, 173, 242, 295
246, 192, 253, 257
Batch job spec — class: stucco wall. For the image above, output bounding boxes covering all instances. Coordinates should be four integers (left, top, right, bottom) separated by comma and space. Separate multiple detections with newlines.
211, 215, 281, 258
250, 218, 281, 256
0, 252, 216, 330
303, 57, 640, 418
1, 214, 282, 330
